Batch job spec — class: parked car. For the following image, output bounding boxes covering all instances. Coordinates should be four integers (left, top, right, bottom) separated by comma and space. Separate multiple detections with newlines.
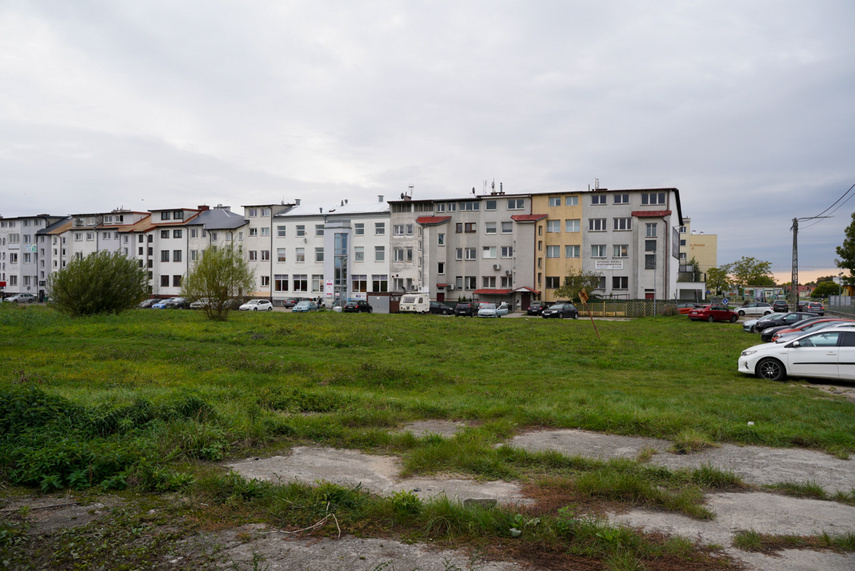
526, 301, 548, 316
676, 302, 703, 315
738, 325, 855, 382
735, 302, 774, 317
798, 301, 825, 316
3, 293, 36, 303
542, 302, 579, 319
239, 299, 273, 311
687, 304, 738, 323
399, 294, 430, 314
454, 302, 480, 317
343, 300, 372, 313
138, 298, 158, 308
429, 301, 454, 315
743, 312, 784, 333
753, 312, 819, 333
292, 300, 319, 312
771, 319, 855, 343
189, 298, 212, 309
283, 297, 311, 308
477, 302, 509, 318
772, 300, 789, 312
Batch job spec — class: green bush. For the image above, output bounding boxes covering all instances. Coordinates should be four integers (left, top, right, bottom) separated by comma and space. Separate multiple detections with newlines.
47, 250, 147, 316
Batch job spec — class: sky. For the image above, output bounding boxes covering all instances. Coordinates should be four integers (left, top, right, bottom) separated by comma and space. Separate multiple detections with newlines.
1, 0, 853, 283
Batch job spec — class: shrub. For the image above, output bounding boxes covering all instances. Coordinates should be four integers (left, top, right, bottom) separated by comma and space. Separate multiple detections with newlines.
47, 250, 147, 316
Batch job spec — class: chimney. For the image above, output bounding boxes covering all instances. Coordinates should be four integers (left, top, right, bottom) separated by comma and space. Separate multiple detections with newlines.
295, 199, 302, 206
198, 205, 210, 211
378, 195, 384, 203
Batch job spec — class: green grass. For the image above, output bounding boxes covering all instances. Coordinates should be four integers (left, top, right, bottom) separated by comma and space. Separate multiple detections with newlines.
2, 305, 853, 568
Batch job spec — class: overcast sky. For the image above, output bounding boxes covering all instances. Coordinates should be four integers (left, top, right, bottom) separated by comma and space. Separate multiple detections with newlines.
1, 1, 853, 282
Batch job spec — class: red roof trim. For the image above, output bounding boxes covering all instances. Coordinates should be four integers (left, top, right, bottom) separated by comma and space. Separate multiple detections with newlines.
631, 210, 671, 218
416, 216, 451, 226
474, 288, 513, 295
511, 214, 547, 222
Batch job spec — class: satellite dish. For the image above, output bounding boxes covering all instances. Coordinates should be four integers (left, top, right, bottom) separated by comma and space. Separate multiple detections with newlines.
401, 193, 405, 199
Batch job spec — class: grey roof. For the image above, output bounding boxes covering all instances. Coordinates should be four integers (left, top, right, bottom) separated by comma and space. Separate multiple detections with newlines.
187, 208, 248, 230
275, 201, 389, 219
37, 216, 73, 235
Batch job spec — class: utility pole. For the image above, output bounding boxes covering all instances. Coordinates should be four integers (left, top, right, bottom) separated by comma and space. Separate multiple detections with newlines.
791, 215, 831, 310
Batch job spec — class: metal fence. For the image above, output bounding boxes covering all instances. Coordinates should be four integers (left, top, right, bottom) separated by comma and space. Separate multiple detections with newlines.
828, 295, 855, 317
579, 300, 679, 318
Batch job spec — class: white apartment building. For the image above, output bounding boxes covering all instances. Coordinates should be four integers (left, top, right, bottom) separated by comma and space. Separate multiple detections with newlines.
270, 198, 390, 306
242, 203, 295, 297
0, 214, 65, 298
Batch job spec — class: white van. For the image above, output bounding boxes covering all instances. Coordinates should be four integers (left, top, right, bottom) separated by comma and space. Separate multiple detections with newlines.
399, 294, 430, 314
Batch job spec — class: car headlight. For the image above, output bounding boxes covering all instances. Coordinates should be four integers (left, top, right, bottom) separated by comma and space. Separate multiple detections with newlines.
740, 349, 758, 357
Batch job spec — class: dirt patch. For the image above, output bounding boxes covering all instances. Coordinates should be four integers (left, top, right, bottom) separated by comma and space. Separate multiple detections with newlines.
396, 419, 469, 438
0, 493, 121, 535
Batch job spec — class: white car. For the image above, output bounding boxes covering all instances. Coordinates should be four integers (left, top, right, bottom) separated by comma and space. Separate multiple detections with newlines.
738, 325, 855, 382
3, 293, 36, 303
239, 299, 273, 311
477, 302, 509, 318
735, 302, 774, 317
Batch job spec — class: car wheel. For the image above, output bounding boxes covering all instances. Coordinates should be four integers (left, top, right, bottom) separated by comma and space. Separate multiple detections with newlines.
573, 314, 578, 319
730, 315, 738, 323
738, 310, 745, 316
268, 307, 273, 311
707, 315, 715, 322
757, 358, 786, 382
763, 311, 771, 315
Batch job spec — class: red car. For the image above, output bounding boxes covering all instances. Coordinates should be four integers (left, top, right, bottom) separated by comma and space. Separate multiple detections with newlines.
687, 304, 739, 323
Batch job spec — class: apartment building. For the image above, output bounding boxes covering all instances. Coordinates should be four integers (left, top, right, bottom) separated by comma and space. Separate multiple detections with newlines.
678, 217, 718, 273
532, 192, 584, 302
0, 214, 66, 298
270, 198, 390, 306
242, 203, 295, 297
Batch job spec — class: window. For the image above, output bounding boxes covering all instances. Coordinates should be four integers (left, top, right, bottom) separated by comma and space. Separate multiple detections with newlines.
173, 275, 182, 287
277, 248, 286, 262
455, 248, 463, 260
589, 218, 607, 231
296, 225, 305, 237
277, 225, 287, 237
501, 246, 513, 258
173, 250, 182, 262
375, 246, 385, 261
612, 276, 628, 289
352, 275, 367, 292
274, 274, 288, 292
375, 223, 385, 235
9, 253, 17, 263
646, 223, 657, 237
248, 227, 259, 237
393, 225, 405, 236
565, 196, 578, 206
501, 221, 513, 234
394, 248, 405, 262
261, 227, 270, 237
465, 248, 477, 260
642, 192, 666, 205
437, 262, 445, 274
161, 250, 170, 262
565, 219, 580, 232
138, 247, 144, 255
372, 274, 388, 292
546, 245, 560, 258
311, 274, 322, 292
296, 247, 305, 262
591, 245, 606, 258
501, 275, 513, 288
247, 208, 258, 217
209, 232, 218, 241
465, 276, 476, 290
160, 212, 171, 221
160, 275, 169, 286
482, 246, 497, 259
645, 255, 656, 269
406, 247, 413, 262
354, 223, 364, 235
565, 245, 580, 258
261, 250, 270, 261
161, 230, 169, 239
173, 229, 182, 238
190, 250, 198, 261
293, 274, 308, 292
173, 210, 184, 220
315, 224, 324, 236
261, 208, 270, 217
437, 233, 445, 245
613, 194, 629, 204
485, 200, 497, 211
455, 275, 463, 289
645, 240, 657, 252
680, 239, 686, 246
249, 251, 258, 261
546, 220, 560, 233
591, 194, 606, 205
459, 201, 479, 211
613, 244, 628, 258
613, 217, 631, 231
548, 197, 561, 207
597, 276, 607, 290
354, 246, 364, 262
545, 276, 560, 289
507, 199, 524, 210
314, 248, 323, 262
485, 222, 497, 234
482, 276, 496, 288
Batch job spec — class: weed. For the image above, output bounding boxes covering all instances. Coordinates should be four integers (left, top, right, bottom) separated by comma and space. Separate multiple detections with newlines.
766, 480, 827, 500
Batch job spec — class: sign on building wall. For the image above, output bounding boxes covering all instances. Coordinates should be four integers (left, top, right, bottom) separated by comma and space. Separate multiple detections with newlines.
595, 260, 624, 270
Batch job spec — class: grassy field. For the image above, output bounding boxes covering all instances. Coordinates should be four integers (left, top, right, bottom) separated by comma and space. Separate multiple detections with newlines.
2, 305, 854, 569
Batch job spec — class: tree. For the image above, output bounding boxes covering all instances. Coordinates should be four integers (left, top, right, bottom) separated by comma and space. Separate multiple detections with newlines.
811, 281, 840, 298
836, 211, 855, 284
48, 250, 147, 316
705, 265, 731, 295
553, 268, 602, 302
728, 256, 775, 286
181, 245, 255, 321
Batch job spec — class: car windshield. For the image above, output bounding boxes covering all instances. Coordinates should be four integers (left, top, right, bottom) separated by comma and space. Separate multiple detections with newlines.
549, 304, 564, 309
295, 302, 311, 308
481, 303, 496, 310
